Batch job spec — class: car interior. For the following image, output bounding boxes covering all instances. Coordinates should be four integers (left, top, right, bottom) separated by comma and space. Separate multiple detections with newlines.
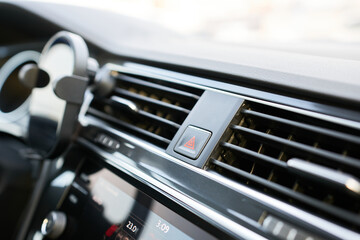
0, 1, 359, 240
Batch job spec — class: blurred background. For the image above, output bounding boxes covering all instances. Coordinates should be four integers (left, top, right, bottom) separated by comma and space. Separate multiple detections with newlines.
34, 0, 360, 47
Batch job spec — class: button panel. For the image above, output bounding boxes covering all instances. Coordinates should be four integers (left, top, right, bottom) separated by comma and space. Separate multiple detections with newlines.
174, 126, 211, 159
95, 133, 120, 150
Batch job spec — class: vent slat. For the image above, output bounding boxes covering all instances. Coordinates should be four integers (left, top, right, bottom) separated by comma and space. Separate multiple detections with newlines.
221, 142, 287, 169
87, 108, 171, 147
114, 88, 191, 115
209, 101, 360, 232
210, 158, 360, 227
87, 68, 202, 149
230, 125, 360, 172
107, 97, 181, 131
242, 109, 360, 145
117, 74, 200, 101
137, 110, 180, 131
221, 142, 360, 196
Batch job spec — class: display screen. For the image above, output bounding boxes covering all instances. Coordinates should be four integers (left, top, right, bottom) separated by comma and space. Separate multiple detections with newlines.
61, 164, 217, 240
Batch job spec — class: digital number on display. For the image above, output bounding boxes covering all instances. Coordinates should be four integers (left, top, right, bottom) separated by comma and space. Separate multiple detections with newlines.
126, 220, 139, 233
155, 220, 170, 233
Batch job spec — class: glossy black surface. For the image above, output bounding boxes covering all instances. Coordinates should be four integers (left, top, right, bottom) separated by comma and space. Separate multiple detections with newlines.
58, 160, 218, 240
79, 119, 347, 240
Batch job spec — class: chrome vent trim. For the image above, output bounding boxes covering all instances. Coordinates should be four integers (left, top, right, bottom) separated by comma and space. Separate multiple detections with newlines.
207, 101, 360, 232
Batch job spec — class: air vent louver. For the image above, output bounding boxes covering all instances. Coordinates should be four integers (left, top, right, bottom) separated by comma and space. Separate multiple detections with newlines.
87, 71, 203, 148
208, 101, 360, 231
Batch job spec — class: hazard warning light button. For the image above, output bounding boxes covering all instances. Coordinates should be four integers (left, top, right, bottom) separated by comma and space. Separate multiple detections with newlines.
174, 125, 211, 159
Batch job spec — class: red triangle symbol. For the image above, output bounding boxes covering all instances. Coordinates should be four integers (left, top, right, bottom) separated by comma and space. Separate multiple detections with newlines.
184, 136, 195, 150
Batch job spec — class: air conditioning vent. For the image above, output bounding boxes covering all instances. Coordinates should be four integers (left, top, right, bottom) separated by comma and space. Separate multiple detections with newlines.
207, 101, 360, 231
87, 71, 203, 148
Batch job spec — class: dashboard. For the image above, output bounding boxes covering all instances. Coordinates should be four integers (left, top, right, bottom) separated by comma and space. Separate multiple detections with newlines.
0, 1, 360, 240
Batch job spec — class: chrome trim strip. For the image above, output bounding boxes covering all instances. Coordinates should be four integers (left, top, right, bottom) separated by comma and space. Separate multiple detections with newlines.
288, 158, 360, 195
105, 63, 360, 130
207, 172, 359, 240
77, 137, 266, 240
80, 118, 360, 240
